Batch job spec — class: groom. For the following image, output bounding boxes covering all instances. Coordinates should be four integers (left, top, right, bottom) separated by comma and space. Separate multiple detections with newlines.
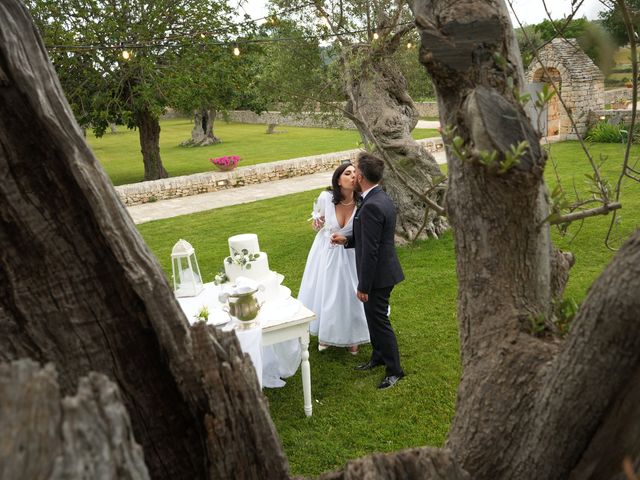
331, 152, 405, 389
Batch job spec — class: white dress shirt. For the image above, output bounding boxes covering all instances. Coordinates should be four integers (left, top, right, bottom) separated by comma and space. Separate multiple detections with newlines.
360, 184, 379, 201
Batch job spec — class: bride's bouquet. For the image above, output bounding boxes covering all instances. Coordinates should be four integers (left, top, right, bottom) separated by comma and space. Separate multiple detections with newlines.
308, 198, 326, 231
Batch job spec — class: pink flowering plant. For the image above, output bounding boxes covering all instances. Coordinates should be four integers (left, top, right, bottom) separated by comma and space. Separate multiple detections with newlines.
209, 155, 240, 169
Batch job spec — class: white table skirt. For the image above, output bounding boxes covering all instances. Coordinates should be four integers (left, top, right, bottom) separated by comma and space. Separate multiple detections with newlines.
176, 282, 302, 388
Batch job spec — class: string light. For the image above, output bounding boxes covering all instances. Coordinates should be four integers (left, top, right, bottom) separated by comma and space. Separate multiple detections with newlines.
45, 2, 317, 53
45, 20, 415, 55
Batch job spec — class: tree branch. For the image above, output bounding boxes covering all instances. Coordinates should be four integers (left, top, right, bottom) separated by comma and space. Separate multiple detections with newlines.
550, 202, 622, 225
281, 87, 447, 216
606, 0, 639, 251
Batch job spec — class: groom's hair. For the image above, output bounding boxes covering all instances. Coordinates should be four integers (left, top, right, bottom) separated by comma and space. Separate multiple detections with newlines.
357, 152, 384, 184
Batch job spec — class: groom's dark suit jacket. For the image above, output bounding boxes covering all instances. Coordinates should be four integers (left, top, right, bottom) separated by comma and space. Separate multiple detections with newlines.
346, 186, 404, 293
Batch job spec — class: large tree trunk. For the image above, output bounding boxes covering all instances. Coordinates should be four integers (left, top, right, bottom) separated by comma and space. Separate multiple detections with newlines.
0, 359, 150, 479
136, 108, 168, 181
202, 108, 220, 143
0, 2, 287, 478
183, 108, 221, 147
411, 0, 640, 478
342, 45, 447, 243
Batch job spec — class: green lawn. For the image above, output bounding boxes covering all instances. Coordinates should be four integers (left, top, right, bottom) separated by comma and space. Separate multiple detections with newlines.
544, 141, 640, 300
88, 119, 440, 186
137, 141, 639, 477
613, 46, 631, 65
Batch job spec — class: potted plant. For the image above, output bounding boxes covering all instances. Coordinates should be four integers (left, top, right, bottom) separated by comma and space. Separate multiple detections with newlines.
210, 155, 240, 172
194, 305, 209, 323
611, 97, 629, 109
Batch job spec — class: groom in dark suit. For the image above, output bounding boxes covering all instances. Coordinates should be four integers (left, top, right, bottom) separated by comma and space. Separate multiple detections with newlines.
331, 152, 405, 389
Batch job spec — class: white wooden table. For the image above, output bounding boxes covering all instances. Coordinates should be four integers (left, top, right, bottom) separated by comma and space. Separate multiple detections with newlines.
176, 283, 315, 417
262, 305, 315, 417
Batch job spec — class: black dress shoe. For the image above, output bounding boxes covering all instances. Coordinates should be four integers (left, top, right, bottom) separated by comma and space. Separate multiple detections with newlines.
353, 360, 384, 371
377, 373, 405, 389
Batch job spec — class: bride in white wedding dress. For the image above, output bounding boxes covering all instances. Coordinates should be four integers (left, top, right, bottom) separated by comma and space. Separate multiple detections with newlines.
298, 162, 370, 354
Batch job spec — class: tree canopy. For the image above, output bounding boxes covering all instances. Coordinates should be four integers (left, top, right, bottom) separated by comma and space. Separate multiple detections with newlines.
599, 0, 640, 46
516, 17, 615, 72
26, 0, 236, 179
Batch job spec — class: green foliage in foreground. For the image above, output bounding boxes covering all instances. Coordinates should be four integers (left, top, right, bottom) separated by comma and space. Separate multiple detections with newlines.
88, 119, 440, 186
137, 141, 638, 476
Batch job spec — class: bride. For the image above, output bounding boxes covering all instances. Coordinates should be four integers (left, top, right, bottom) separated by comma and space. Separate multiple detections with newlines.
298, 162, 370, 354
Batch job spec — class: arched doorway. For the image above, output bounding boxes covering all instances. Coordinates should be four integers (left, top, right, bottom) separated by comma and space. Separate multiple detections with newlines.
530, 67, 562, 136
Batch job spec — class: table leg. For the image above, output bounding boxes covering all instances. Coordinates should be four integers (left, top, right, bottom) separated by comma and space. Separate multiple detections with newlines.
301, 332, 312, 417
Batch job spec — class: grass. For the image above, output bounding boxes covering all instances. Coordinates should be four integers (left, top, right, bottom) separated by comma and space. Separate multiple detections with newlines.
137, 141, 639, 477
613, 46, 631, 66
605, 47, 633, 88
544, 141, 640, 299
87, 119, 440, 186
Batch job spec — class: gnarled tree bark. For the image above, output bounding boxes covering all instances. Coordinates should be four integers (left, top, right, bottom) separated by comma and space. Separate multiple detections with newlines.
183, 108, 221, 146
0, 359, 149, 480
0, 2, 286, 478
411, 0, 640, 478
342, 42, 447, 243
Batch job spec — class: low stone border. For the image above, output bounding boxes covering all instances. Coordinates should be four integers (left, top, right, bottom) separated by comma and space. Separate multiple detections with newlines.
589, 109, 634, 127
115, 137, 445, 206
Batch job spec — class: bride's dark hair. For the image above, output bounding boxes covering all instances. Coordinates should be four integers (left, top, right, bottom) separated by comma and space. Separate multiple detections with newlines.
327, 162, 359, 205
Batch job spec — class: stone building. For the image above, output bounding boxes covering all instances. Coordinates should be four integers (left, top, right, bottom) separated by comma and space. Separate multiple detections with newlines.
525, 38, 604, 138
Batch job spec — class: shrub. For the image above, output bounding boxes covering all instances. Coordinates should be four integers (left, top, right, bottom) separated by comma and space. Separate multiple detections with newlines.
619, 123, 640, 144
585, 121, 623, 143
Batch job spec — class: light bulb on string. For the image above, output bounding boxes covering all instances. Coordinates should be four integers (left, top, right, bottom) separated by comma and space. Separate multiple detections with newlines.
233, 45, 240, 56
122, 49, 130, 60
373, 32, 379, 40
200, 33, 206, 39
406, 41, 413, 49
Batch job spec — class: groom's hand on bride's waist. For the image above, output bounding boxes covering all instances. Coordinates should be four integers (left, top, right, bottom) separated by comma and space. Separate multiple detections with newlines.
357, 290, 368, 302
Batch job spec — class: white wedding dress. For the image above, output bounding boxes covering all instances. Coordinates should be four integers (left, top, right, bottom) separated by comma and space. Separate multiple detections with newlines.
298, 191, 370, 347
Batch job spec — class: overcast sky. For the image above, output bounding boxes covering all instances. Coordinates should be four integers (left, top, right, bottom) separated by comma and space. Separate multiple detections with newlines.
508, 0, 607, 25
240, 0, 609, 27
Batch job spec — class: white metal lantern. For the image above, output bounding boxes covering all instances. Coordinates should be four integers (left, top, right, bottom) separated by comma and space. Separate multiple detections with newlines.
171, 239, 204, 297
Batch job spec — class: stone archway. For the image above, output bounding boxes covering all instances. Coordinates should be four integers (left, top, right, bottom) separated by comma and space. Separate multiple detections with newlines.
530, 66, 562, 136
525, 38, 604, 138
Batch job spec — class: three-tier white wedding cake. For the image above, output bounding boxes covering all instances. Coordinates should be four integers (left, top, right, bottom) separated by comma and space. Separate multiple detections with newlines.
224, 233, 289, 302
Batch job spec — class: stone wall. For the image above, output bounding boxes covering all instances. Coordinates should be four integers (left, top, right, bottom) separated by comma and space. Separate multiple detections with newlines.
217, 103, 439, 129
161, 108, 188, 120
219, 110, 355, 129
414, 102, 439, 118
115, 137, 445, 206
588, 109, 635, 127
603, 87, 633, 105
